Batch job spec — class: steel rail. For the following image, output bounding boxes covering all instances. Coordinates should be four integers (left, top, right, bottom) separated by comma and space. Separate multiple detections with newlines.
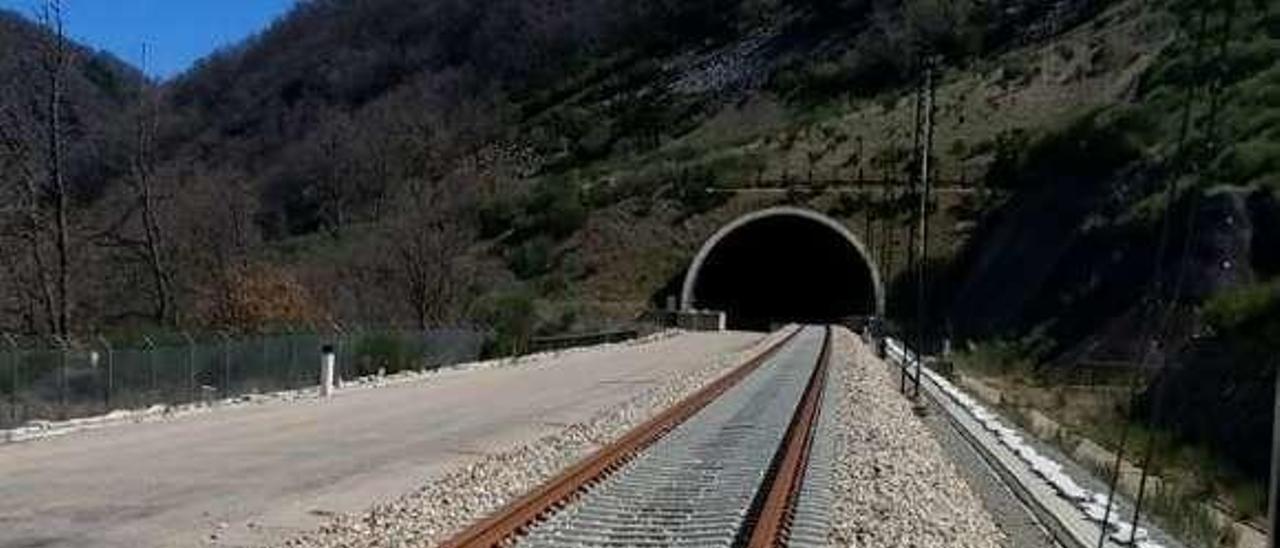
439, 326, 805, 548
746, 325, 831, 548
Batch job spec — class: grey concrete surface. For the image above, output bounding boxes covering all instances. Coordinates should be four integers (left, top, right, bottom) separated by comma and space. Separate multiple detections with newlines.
0, 332, 761, 548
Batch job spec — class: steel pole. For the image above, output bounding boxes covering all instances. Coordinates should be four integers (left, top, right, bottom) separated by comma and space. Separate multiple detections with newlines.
1269, 365, 1279, 548
903, 71, 925, 396
915, 59, 937, 401
859, 136, 873, 266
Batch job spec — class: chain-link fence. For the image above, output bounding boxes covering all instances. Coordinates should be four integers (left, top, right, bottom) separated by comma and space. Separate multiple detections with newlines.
0, 328, 485, 429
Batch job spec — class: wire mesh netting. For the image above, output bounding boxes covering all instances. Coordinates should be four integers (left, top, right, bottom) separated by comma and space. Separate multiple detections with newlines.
0, 329, 486, 429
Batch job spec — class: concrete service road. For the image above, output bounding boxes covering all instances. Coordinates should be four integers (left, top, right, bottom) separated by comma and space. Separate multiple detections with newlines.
0, 332, 762, 548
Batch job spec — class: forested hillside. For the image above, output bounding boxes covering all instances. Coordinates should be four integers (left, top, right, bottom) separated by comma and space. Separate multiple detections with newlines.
2, 0, 1130, 336
0, 0, 1274, 349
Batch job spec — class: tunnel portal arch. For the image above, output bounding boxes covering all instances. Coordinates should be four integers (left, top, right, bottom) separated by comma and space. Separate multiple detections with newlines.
681, 207, 885, 330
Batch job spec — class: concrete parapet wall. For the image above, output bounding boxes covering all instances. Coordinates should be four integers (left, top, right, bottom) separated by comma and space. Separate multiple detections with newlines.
676, 311, 727, 331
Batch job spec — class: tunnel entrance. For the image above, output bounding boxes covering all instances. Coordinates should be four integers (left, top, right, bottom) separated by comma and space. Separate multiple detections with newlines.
681, 207, 884, 331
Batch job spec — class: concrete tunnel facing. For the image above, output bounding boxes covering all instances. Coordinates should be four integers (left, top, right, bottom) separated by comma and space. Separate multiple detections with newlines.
681, 207, 885, 331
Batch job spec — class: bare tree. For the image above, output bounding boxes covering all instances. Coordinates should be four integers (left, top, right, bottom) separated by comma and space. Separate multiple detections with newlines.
385, 175, 477, 329
126, 44, 176, 325
0, 88, 58, 335
307, 114, 358, 237
168, 169, 261, 328
38, 0, 72, 336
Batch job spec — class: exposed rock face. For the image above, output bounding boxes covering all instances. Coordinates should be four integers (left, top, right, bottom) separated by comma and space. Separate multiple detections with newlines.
952, 178, 1279, 483
1183, 187, 1260, 302
1143, 189, 1280, 481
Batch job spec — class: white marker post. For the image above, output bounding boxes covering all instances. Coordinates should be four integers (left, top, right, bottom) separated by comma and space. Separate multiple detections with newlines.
320, 344, 336, 398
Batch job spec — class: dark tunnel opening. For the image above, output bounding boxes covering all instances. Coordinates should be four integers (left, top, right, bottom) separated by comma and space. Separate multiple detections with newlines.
687, 214, 879, 331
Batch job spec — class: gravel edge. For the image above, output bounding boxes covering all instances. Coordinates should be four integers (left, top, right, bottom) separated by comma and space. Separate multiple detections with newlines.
828, 328, 1007, 548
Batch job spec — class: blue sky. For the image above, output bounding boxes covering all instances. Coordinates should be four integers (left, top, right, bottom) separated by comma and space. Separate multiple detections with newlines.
0, 0, 299, 80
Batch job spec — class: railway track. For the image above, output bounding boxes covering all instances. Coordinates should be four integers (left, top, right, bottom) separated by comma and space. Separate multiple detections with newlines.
440, 325, 834, 548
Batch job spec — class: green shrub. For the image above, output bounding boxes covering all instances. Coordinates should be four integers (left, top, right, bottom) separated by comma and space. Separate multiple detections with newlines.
354, 333, 413, 375
1144, 485, 1234, 547
477, 196, 520, 239
828, 192, 863, 217
538, 271, 571, 296
1200, 280, 1280, 375
672, 166, 729, 217
1225, 479, 1267, 520
538, 307, 578, 336
519, 178, 587, 241
507, 237, 556, 280
954, 329, 1055, 381
472, 290, 538, 358
980, 129, 1030, 189
954, 339, 1036, 377
1220, 37, 1280, 87
1214, 139, 1280, 185
1203, 280, 1280, 330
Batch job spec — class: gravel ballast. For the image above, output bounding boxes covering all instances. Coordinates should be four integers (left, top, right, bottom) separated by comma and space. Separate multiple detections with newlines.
280, 327, 1008, 548
279, 329, 794, 548
828, 328, 1007, 548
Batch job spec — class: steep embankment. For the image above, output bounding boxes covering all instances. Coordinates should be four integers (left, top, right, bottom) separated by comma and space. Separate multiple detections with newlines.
941, 0, 1280, 507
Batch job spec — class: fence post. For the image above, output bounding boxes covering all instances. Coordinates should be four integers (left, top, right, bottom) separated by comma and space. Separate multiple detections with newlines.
349, 326, 362, 382
143, 335, 156, 399
287, 328, 297, 389
97, 335, 113, 411
259, 334, 269, 392
56, 335, 68, 420
182, 332, 196, 404
219, 332, 232, 398
4, 334, 18, 424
